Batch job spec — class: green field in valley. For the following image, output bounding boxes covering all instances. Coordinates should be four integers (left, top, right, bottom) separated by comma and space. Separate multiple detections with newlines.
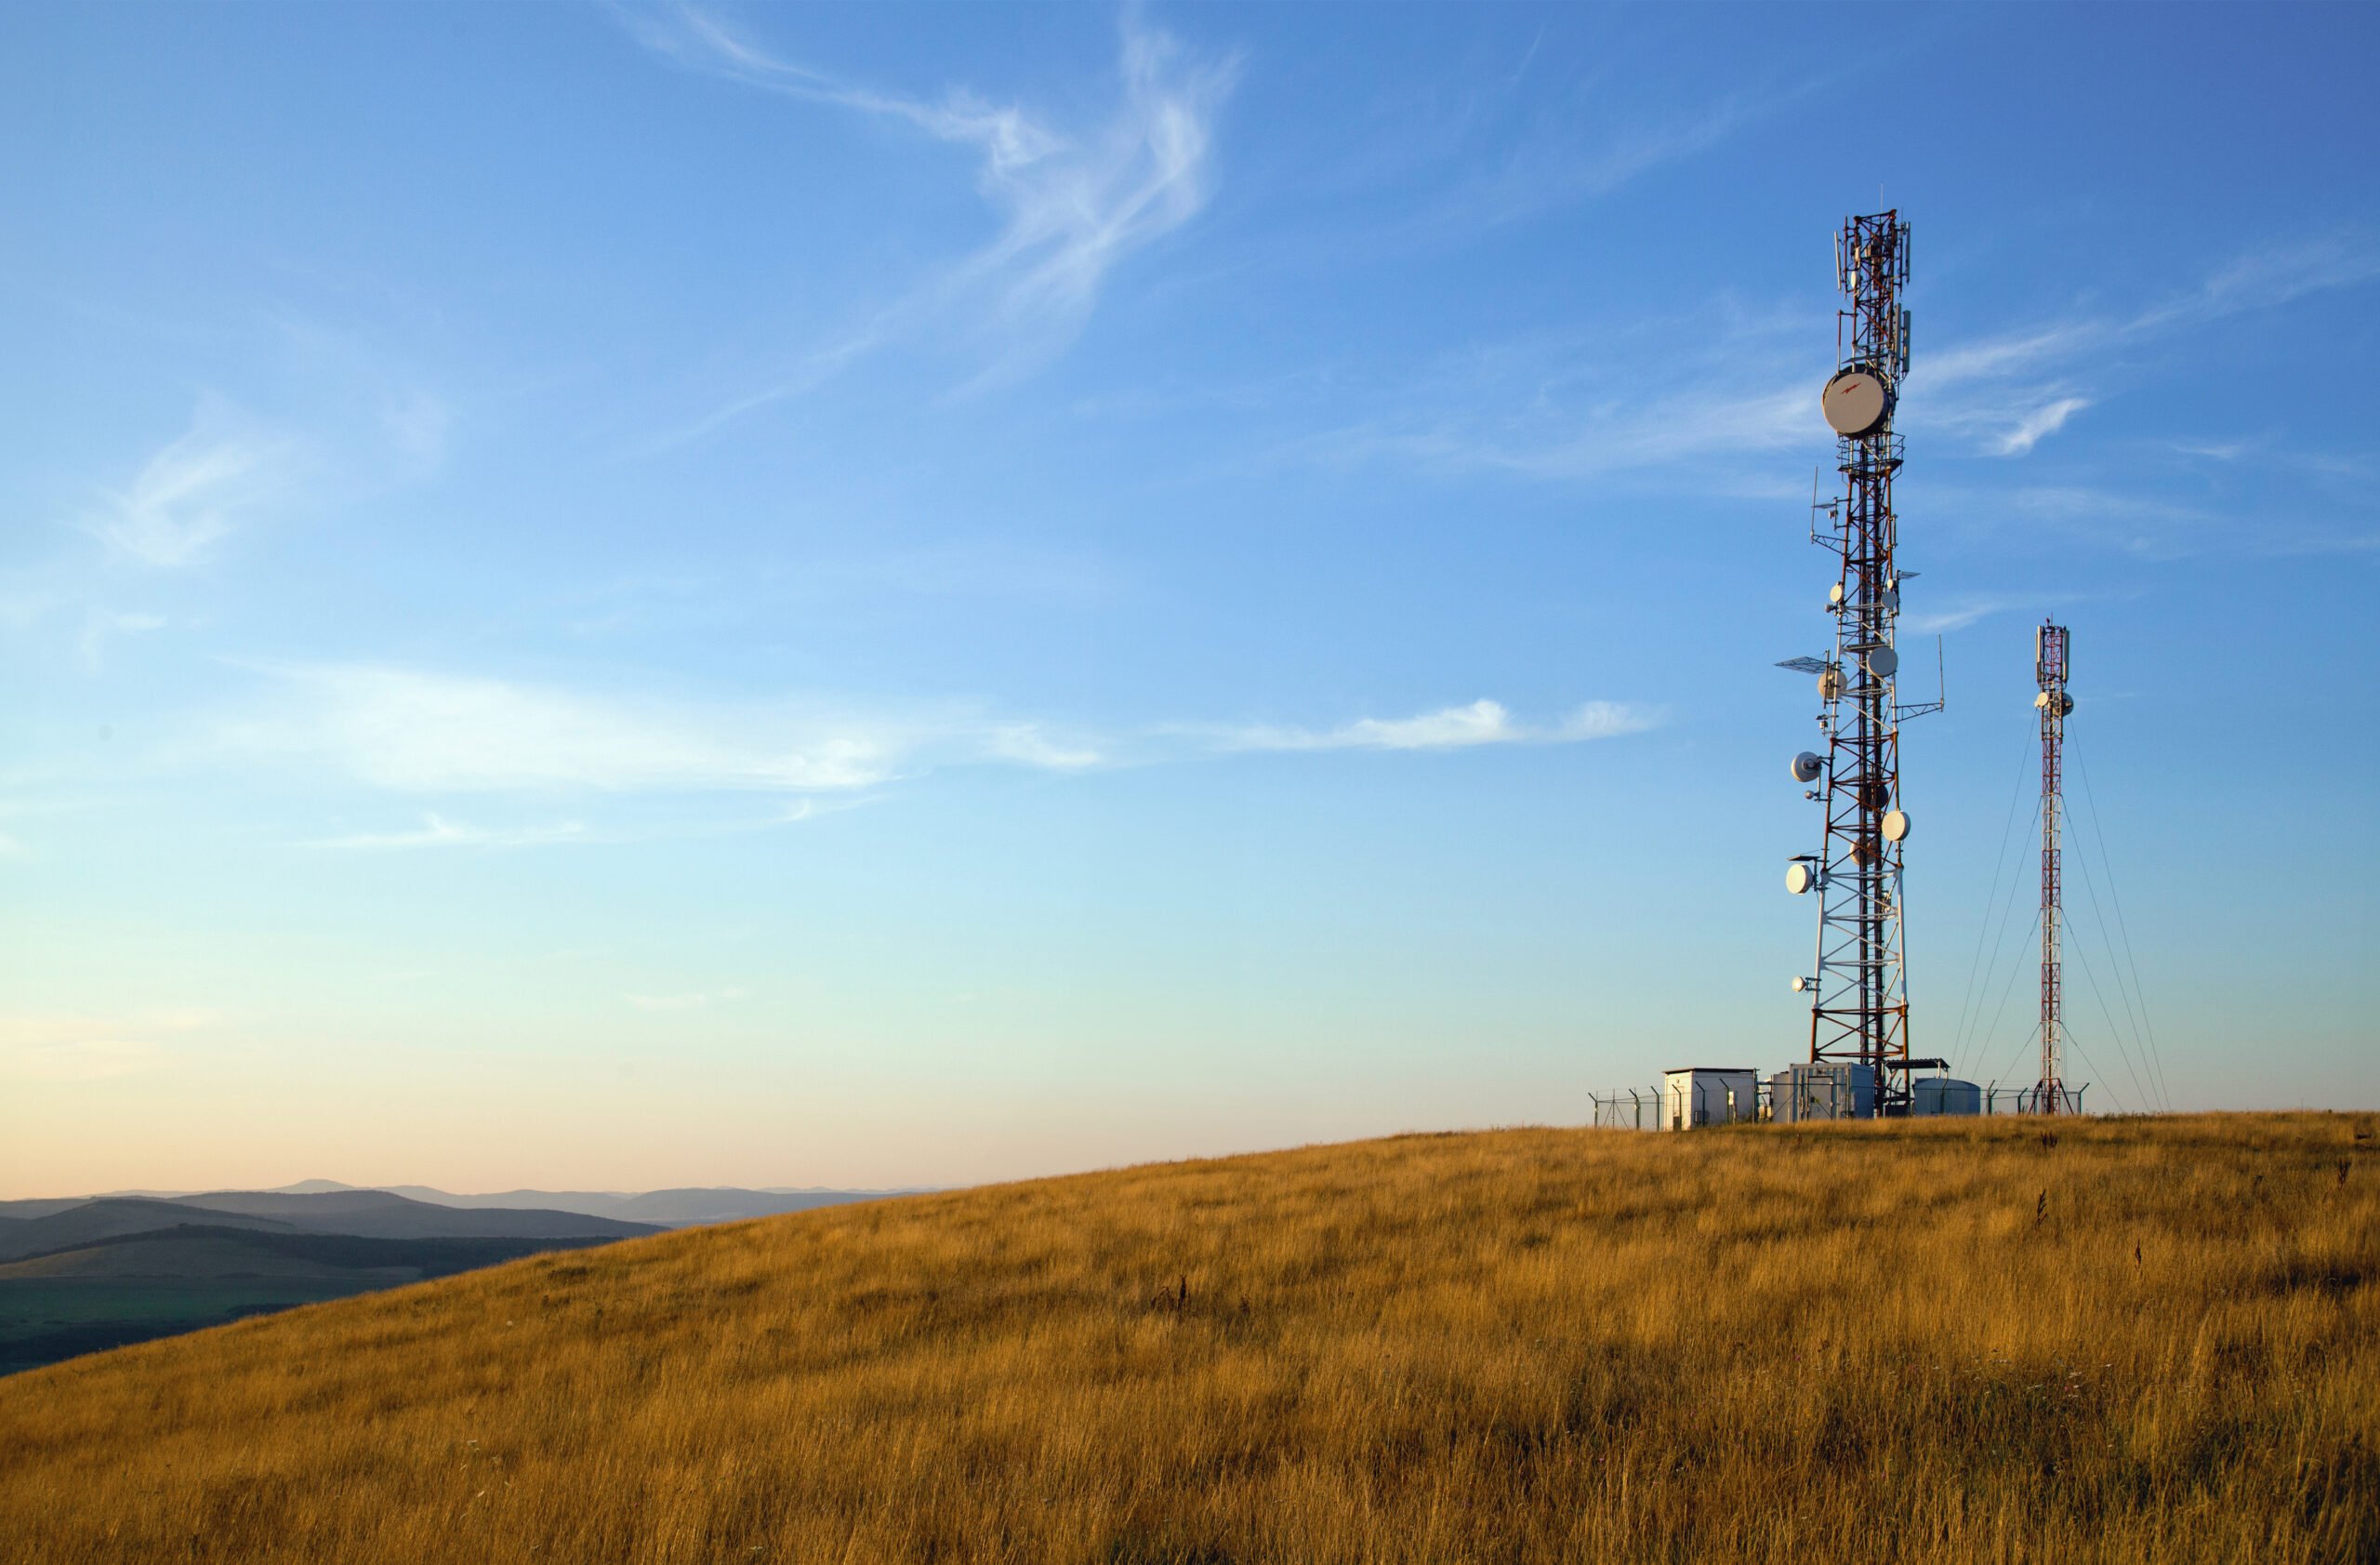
0, 1279, 380, 1376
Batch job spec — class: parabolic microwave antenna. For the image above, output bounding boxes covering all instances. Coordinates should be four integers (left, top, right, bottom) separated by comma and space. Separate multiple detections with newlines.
1821, 366, 1893, 438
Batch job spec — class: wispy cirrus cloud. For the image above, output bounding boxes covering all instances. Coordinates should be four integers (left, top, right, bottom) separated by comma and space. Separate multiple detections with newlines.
212, 663, 1655, 849
630, 6, 1236, 420
1990, 396, 2091, 457
1282, 299, 1826, 484
1299, 231, 2379, 488
77, 608, 169, 671
307, 814, 597, 851
306, 802, 833, 853
1901, 598, 2016, 635
1906, 232, 2380, 458
1220, 698, 1658, 753
83, 401, 299, 568
1415, 70, 1824, 245
220, 662, 1103, 798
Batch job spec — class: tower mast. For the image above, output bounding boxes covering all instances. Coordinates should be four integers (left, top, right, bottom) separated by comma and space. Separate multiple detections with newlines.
1794, 211, 1937, 1115
2032, 622, 2072, 1113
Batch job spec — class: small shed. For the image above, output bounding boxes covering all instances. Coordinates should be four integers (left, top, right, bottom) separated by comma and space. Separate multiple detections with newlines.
1662, 1068, 1758, 1130
1772, 1062, 1877, 1122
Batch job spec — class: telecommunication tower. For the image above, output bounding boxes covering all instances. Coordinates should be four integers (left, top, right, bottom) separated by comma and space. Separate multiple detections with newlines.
2027, 622, 2074, 1114
1778, 211, 1940, 1116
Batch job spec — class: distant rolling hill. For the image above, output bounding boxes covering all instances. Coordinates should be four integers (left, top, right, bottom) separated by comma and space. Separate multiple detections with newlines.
0, 1184, 903, 1377
1, 1184, 919, 1230
0, 1200, 301, 1263
0, 1225, 633, 1376
0, 1226, 626, 1284
377, 1185, 919, 1226
0, 1193, 654, 1261
0, 1200, 93, 1222
0, 1193, 661, 1378
167, 1190, 660, 1241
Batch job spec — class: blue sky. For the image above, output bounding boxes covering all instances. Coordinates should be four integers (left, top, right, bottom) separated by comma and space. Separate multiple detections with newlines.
3, 3, 2373, 1196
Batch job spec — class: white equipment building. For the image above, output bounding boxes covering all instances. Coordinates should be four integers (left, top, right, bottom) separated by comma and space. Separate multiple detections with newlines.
1662, 1068, 1759, 1131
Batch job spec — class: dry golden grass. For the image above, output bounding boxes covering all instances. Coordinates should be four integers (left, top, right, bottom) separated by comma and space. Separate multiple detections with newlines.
2, 1112, 2373, 1563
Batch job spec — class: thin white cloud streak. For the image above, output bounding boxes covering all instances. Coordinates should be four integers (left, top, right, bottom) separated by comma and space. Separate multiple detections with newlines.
220, 666, 1652, 831
1904, 233, 2380, 457
1424, 84, 1806, 243
2133, 234, 2380, 334
1289, 328, 1820, 484
83, 402, 298, 568
307, 802, 826, 853
1992, 396, 2090, 457
1221, 698, 1658, 753
1902, 598, 2023, 635
222, 663, 1104, 797
307, 814, 596, 851
78, 608, 168, 671
1311, 231, 2379, 485
631, 6, 1236, 418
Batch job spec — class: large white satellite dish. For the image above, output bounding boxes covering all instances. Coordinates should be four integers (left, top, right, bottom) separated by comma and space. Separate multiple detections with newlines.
1866, 645, 1899, 679
1786, 863, 1818, 895
1792, 751, 1824, 783
1882, 810, 1911, 842
1822, 367, 1893, 437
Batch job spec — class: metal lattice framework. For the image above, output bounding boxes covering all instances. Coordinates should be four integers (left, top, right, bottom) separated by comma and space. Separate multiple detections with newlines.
1799, 212, 1938, 1115
2026, 622, 2071, 1114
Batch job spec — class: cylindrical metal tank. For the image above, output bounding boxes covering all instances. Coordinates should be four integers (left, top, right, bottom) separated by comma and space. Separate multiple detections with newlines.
1911, 1077, 1982, 1116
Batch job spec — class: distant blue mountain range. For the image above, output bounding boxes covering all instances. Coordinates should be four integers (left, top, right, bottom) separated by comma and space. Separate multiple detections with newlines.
0, 1182, 928, 1375
0, 1181, 923, 1233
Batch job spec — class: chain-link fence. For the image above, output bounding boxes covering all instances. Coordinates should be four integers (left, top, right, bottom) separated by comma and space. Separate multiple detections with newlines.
1590, 1074, 2088, 1128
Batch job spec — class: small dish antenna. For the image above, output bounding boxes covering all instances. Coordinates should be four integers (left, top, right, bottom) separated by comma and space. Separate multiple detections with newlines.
1791, 751, 1824, 784
1882, 810, 1911, 842
1786, 862, 1819, 895
1866, 645, 1899, 679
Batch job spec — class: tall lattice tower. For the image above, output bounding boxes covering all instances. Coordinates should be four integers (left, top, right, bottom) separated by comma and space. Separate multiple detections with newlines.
2029, 622, 2073, 1113
1780, 211, 1939, 1116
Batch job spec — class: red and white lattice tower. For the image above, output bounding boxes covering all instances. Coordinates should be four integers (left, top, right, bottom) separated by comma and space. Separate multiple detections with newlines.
1780, 212, 1940, 1116
2029, 622, 2073, 1114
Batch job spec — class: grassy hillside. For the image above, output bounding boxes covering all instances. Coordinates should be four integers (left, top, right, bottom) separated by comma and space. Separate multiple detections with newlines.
1, 1114, 2373, 1564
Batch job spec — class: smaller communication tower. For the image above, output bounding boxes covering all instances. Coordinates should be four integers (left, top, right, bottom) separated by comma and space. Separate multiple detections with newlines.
2027, 622, 2073, 1114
